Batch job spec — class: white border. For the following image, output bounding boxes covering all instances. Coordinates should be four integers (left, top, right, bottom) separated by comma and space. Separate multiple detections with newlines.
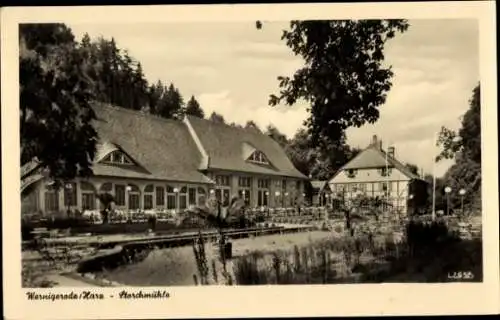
2, 2, 498, 319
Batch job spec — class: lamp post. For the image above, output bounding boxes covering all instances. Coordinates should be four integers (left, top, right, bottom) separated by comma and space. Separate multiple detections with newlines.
408, 194, 414, 216
126, 185, 132, 221
444, 186, 452, 216
459, 188, 466, 215
265, 191, 270, 218
173, 187, 179, 213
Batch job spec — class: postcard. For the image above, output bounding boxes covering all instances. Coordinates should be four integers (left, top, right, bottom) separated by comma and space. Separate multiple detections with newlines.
1, 1, 498, 319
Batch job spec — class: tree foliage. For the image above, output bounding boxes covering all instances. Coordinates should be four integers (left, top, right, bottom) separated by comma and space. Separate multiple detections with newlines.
266, 126, 360, 180
185, 95, 205, 118
209, 111, 226, 124
437, 84, 481, 163
436, 84, 481, 211
20, 24, 98, 187
405, 163, 420, 176
77, 33, 192, 120
268, 20, 409, 147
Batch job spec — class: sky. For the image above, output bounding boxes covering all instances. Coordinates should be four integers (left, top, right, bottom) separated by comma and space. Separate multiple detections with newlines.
68, 19, 479, 177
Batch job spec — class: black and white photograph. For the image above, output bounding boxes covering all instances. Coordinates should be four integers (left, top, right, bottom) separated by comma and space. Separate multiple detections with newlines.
2, 2, 498, 319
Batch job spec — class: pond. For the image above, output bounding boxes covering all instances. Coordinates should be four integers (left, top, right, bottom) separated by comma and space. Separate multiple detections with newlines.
93, 231, 335, 286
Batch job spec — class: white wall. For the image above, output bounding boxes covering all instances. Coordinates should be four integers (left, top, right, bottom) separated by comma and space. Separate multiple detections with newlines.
329, 167, 412, 214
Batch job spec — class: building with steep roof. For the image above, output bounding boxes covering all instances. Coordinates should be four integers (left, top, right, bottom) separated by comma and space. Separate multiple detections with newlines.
328, 135, 428, 215
21, 104, 308, 216
309, 180, 332, 206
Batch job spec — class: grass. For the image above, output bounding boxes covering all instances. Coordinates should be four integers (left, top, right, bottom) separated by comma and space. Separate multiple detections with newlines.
232, 220, 483, 284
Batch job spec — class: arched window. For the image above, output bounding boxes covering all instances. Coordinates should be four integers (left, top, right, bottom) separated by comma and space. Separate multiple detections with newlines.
99, 182, 114, 209
127, 184, 140, 210
102, 150, 133, 165
247, 150, 269, 165
44, 182, 60, 213
114, 184, 126, 206
156, 185, 165, 207
100, 183, 113, 193
143, 184, 154, 210
81, 181, 96, 210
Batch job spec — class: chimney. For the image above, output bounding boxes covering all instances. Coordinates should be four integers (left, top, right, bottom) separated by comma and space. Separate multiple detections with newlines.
371, 135, 383, 150
388, 146, 395, 158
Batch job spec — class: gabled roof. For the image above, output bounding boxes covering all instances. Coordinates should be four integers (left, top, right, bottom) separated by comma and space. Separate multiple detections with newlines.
332, 141, 421, 180
91, 104, 212, 184
310, 180, 329, 191
185, 116, 307, 179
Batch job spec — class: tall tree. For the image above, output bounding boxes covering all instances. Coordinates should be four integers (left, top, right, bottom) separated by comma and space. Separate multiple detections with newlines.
132, 62, 149, 111
154, 83, 184, 120
185, 95, 205, 118
436, 84, 481, 211
209, 111, 226, 124
20, 23, 98, 187
148, 80, 165, 115
267, 20, 409, 148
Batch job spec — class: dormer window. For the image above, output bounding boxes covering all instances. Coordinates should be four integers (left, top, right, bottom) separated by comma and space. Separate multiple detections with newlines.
102, 150, 133, 165
247, 150, 269, 165
379, 167, 392, 177
346, 169, 357, 178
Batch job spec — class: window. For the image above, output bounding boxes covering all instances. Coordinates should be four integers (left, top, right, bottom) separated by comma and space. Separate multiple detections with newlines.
350, 184, 358, 193
129, 194, 140, 210
215, 175, 231, 186
143, 184, 154, 210
275, 180, 282, 188
238, 189, 251, 205
102, 150, 133, 165
127, 184, 140, 210
82, 194, 95, 210
248, 150, 269, 164
346, 169, 357, 178
257, 190, 269, 206
179, 187, 188, 209
238, 177, 252, 188
197, 187, 206, 205
216, 189, 231, 206
258, 179, 269, 189
379, 167, 392, 177
379, 182, 392, 192
188, 187, 197, 206
100, 183, 113, 192
166, 185, 177, 210
44, 184, 59, 212
156, 186, 165, 206
63, 182, 77, 207
358, 183, 366, 192
81, 181, 96, 210
115, 185, 126, 206
143, 195, 153, 209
